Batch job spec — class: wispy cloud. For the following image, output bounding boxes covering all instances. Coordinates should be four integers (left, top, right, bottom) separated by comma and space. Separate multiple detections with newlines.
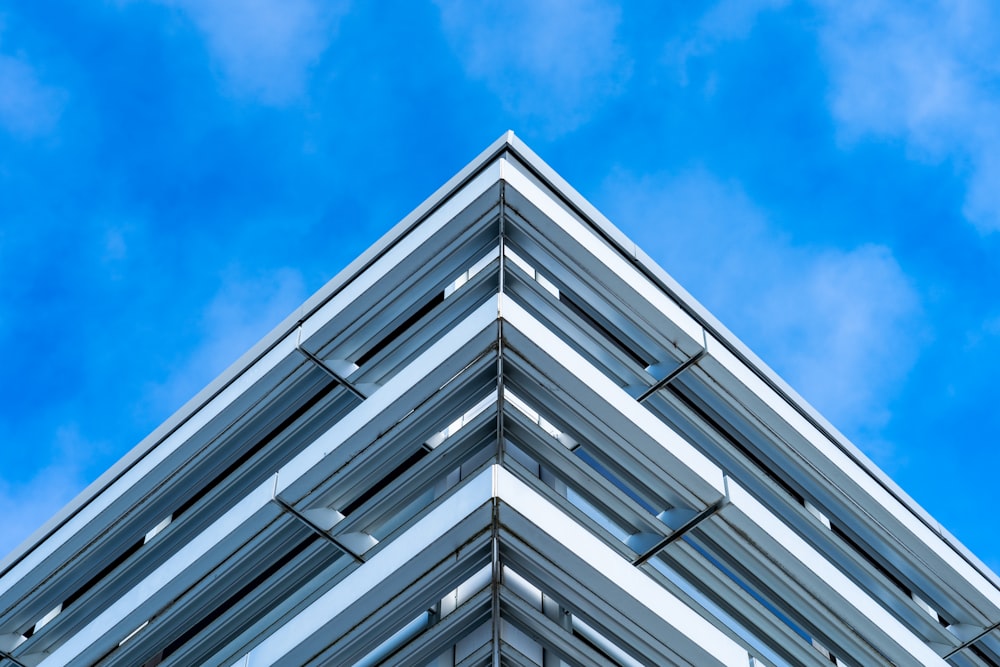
661, 0, 1000, 233
153, 0, 349, 105
145, 266, 307, 418
0, 51, 66, 138
0, 424, 109, 559
435, 0, 631, 136
814, 0, 1000, 233
600, 169, 926, 465
665, 0, 789, 89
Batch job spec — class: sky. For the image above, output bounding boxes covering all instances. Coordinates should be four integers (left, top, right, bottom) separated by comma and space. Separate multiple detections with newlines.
1, 1, 999, 576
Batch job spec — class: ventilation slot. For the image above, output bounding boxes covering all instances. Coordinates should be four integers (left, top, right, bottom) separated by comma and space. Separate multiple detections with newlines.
828, 523, 912, 598
24, 378, 340, 643
340, 448, 429, 517
504, 246, 560, 298
684, 537, 840, 663
570, 616, 644, 667
667, 385, 805, 504
355, 292, 445, 367
558, 293, 649, 368
505, 390, 578, 450
60, 537, 144, 612
157, 534, 320, 662
574, 448, 657, 515
445, 246, 500, 298
665, 383, 954, 663
969, 643, 1000, 667
173, 378, 340, 520
570, 628, 623, 666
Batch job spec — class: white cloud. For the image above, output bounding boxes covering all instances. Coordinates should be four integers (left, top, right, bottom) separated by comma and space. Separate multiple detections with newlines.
145, 266, 307, 417
0, 425, 106, 560
663, 0, 1000, 232
753, 244, 922, 433
435, 0, 631, 135
158, 0, 349, 105
665, 0, 789, 88
600, 170, 926, 461
965, 312, 1000, 349
0, 53, 66, 138
814, 0, 1000, 233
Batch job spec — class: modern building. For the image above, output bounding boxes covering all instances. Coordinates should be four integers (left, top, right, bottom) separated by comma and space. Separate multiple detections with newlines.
1, 133, 998, 667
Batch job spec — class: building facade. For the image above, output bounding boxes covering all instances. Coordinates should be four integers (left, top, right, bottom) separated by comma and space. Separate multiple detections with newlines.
1, 133, 998, 666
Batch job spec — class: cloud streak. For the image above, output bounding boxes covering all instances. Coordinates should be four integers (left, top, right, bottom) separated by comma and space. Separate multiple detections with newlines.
664, 0, 790, 88
0, 52, 66, 138
154, 0, 349, 105
600, 169, 926, 464
144, 266, 308, 418
0, 424, 109, 559
435, 0, 631, 136
815, 0, 1000, 233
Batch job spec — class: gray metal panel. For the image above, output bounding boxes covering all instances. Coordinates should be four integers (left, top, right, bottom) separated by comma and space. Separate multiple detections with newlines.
501, 133, 1000, 594
2, 133, 996, 667
0, 133, 514, 577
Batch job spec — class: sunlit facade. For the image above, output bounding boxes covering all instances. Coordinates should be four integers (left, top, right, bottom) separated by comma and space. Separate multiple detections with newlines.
1, 133, 998, 666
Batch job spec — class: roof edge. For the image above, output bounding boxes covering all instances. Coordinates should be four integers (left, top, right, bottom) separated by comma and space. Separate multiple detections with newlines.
0, 131, 519, 574
501, 134, 1000, 590
6, 130, 996, 593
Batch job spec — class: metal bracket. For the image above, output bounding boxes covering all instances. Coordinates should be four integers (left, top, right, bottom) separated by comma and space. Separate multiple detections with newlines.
633, 493, 727, 566
295, 327, 369, 401
0, 648, 29, 667
270, 476, 366, 564
637, 342, 708, 403
943, 618, 1000, 659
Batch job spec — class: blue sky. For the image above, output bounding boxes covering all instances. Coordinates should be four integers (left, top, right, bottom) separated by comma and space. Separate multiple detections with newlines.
1, 1, 999, 575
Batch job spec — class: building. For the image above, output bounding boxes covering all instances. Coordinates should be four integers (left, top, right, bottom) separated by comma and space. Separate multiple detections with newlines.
1, 132, 998, 666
